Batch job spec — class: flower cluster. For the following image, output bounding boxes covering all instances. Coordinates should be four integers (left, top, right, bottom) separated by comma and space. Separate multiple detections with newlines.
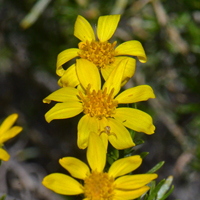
42, 15, 158, 200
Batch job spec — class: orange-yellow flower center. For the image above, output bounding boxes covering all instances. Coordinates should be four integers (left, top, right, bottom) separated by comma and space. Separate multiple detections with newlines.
79, 86, 118, 119
78, 40, 117, 69
84, 171, 115, 200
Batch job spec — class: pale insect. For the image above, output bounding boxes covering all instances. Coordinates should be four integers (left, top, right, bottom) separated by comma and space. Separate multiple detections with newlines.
100, 126, 117, 138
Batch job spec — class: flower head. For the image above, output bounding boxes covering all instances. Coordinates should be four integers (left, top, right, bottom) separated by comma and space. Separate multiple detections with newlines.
43, 58, 155, 150
42, 132, 157, 200
0, 113, 22, 161
56, 15, 147, 87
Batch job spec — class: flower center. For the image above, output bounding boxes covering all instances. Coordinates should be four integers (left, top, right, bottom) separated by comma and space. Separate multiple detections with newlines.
78, 86, 118, 119
78, 40, 117, 69
84, 171, 115, 200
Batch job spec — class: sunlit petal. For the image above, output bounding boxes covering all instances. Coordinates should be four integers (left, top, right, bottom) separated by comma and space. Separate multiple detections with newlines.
97, 15, 120, 42
42, 173, 83, 195
43, 87, 80, 104
0, 148, 10, 161
108, 155, 142, 178
103, 58, 127, 97
76, 59, 101, 91
108, 118, 135, 150
74, 15, 96, 42
59, 157, 90, 180
77, 115, 98, 149
115, 40, 147, 63
87, 132, 106, 172
98, 117, 109, 150
58, 64, 80, 88
115, 174, 158, 190
45, 102, 83, 123
56, 48, 79, 76
99, 132, 108, 150
100, 63, 115, 81
114, 108, 155, 135
0, 126, 22, 144
0, 113, 18, 135
115, 186, 150, 199
101, 57, 136, 87
121, 57, 136, 86
115, 85, 155, 104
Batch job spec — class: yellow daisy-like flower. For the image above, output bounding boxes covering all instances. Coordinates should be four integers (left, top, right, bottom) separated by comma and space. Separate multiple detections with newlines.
43, 58, 155, 150
42, 132, 158, 200
56, 14, 147, 87
0, 113, 22, 161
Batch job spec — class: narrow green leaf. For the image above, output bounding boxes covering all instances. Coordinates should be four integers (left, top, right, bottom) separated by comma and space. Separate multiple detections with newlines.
157, 176, 173, 199
147, 161, 165, 174
140, 152, 149, 159
159, 185, 174, 200
148, 179, 166, 200
148, 180, 156, 196
135, 139, 145, 145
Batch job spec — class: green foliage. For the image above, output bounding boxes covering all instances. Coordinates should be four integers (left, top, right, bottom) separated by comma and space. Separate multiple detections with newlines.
137, 176, 174, 200
147, 161, 165, 174
0, 194, 6, 200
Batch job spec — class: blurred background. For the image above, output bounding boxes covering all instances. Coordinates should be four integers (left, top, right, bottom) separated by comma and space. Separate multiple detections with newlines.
0, 0, 200, 199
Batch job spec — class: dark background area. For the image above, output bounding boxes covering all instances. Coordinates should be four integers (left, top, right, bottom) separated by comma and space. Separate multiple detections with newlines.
0, 0, 200, 199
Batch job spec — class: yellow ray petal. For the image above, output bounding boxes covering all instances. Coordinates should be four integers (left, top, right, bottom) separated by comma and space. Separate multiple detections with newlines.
0, 113, 18, 135
43, 87, 80, 104
103, 58, 127, 97
99, 132, 108, 150
97, 15, 120, 42
107, 118, 135, 150
114, 186, 150, 199
45, 102, 83, 123
115, 85, 155, 104
0, 126, 22, 144
76, 59, 101, 91
100, 63, 115, 81
59, 157, 90, 180
115, 174, 158, 190
74, 15, 96, 42
115, 40, 147, 63
42, 173, 83, 195
121, 57, 136, 86
87, 132, 106, 173
56, 48, 79, 76
97, 117, 109, 149
108, 155, 142, 178
0, 148, 10, 161
58, 64, 80, 88
101, 57, 136, 87
114, 108, 155, 135
77, 115, 98, 149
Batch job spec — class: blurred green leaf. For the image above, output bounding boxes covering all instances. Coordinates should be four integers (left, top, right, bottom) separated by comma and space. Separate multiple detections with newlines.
148, 179, 166, 200
135, 139, 145, 145
140, 152, 149, 159
147, 161, 165, 174
157, 176, 174, 200
20, 0, 52, 29
0, 194, 6, 200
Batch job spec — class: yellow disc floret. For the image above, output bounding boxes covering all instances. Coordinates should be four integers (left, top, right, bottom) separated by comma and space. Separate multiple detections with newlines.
78, 40, 117, 69
79, 86, 118, 119
84, 171, 115, 200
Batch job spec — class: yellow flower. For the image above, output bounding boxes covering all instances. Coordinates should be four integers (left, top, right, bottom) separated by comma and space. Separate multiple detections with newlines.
43, 58, 155, 149
56, 14, 147, 87
0, 113, 22, 161
42, 132, 157, 200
